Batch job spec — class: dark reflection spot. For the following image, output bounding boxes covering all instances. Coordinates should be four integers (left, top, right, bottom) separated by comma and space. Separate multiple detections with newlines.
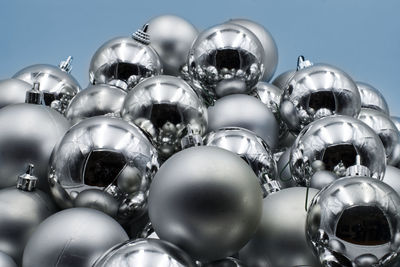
107, 62, 149, 81
215, 49, 241, 69
309, 90, 336, 111
43, 92, 57, 106
150, 104, 182, 129
322, 144, 357, 171
331, 251, 352, 267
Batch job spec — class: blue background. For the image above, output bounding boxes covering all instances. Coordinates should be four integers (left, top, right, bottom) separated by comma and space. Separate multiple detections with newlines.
0, 0, 399, 113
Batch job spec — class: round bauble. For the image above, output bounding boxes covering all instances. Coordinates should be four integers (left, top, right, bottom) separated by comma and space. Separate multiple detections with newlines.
0, 252, 17, 267
148, 146, 263, 261
309, 170, 338, 190
0, 78, 31, 109
276, 148, 296, 188
383, 165, 400, 196
356, 81, 389, 115
271, 69, 296, 90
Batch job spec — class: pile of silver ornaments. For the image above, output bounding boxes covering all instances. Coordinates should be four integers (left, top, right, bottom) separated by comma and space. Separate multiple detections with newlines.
0, 13, 400, 267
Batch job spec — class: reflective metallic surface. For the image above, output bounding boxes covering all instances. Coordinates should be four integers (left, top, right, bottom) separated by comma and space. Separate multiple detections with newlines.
93, 238, 196, 267
201, 257, 246, 267
48, 116, 159, 221
148, 146, 263, 261
0, 252, 17, 267
290, 115, 386, 185
383, 166, 400, 197
208, 94, 278, 149
357, 81, 389, 115
280, 63, 361, 133
306, 176, 400, 266
121, 75, 207, 158
276, 148, 297, 188
0, 104, 70, 193
0, 78, 31, 108
22, 208, 129, 267
228, 18, 278, 82
271, 69, 296, 90
188, 23, 265, 100
65, 84, 127, 124
391, 116, 400, 131
239, 187, 320, 267
89, 35, 162, 90
309, 170, 338, 190
146, 14, 198, 76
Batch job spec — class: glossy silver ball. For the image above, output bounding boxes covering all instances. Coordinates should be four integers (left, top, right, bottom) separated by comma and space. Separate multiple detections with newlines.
383, 166, 400, 196
280, 62, 361, 133
0, 78, 31, 109
228, 18, 278, 82
391, 116, 400, 131
306, 176, 400, 266
201, 257, 246, 267
93, 238, 196, 267
22, 208, 129, 267
148, 146, 263, 261
276, 148, 296, 188
0, 104, 70, 193
357, 81, 389, 115
188, 23, 265, 100
239, 187, 320, 267
208, 94, 278, 149
291, 115, 386, 185
121, 75, 207, 158
65, 84, 127, 124
309, 170, 338, 190
271, 69, 296, 90
48, 116, 159, 222
89, 34, 162, 91
358, 108, 399, 162
0, 252, 17, 267
146, 14, 198, 76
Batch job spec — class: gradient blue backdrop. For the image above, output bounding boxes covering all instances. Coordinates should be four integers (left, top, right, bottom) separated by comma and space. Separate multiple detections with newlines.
0, 0, 399, 113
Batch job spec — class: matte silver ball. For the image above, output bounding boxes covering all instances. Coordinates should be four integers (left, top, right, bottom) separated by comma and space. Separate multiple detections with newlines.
65, 84, 127, 124
0, 186, 56, 265
0, 104, 70, 193
383, 166, 400, 196
148, 146, 263, 261
291, 115, 386, 185
271, 69, 296, 90
93, 238, 196, 267
0, 78, 31, 109
0, 252, 17, 267
22, 208, 129, 267
208, 94, 278, 149
188, 23, 265, 100
306, 176, 400, 266
146, 14, 198, 76
89, 35, 162, 90
48, 116, 159, 221
356, 81, 389, 115
280, 63, 361, 133
309, 170, 338, 190
121, 75, 207, 158
228, 18, 278, 82
239, 187, 320, 267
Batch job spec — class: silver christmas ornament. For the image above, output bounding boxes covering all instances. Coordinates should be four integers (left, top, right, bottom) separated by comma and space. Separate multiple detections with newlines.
356, 81, 389, 115
201, 257, 246, 267
89, 26, 162, 91
271, 69, 296, 90
48, 116, 159, 222
0, 78, 31, 108
148, 146, 263, 262
207, 94, 278, 149
389, 116, 400, 168
239, 187, 320, 267
22, 208, 129, 267
291, 115, 386, 185
276, 148, 297, 188
121, 75, 207, 158
391, 116, 400, 131
0, 165, 56, 265
0, 103, 69, 193
306, 176, 400, 266
358, 108, 399, 162
280, 56, 361, 133
228, 18, 278, 82
383, 166, 400, 197
145, 14, 198, 76
93, 238, 196, 267
0, 252, 17, 267
309, 170, 338, 190
13, 56, 81, 113
188, 23, 265, 101
65, 84, 127, 124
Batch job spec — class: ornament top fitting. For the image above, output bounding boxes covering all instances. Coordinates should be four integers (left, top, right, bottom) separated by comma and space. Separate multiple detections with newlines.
25, 82, 44, 105
17, 164, 38, 192
58, 56, 73, 73
132, 24, 150, 45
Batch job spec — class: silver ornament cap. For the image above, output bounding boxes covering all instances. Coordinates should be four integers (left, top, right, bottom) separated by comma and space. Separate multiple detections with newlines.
345, 154, 372, 177
17, 164, 37, 192
58, 56, 73, 73
132, 24, 150, 45
25, 82, 44, 105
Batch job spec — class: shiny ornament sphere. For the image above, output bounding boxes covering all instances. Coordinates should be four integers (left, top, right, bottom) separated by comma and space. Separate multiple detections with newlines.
271, 69, 296, 90
391, 116, 400, 131
48, 116, 159, 222
22, 208, 128, 267
201, 257, 246, 267
146, 14, 198, 76
356, 81, 389, 115
0, 252, 17, 267
0, 78, 31, 108
65, 84, 127, 124
208, 94, 278, 149
291, 115, 386, 185
239, 187, 320, 267
148, 146, 263, 261
93, 238, 196, 267
228, 18, 278, 81
0, 104, 69, 193
121, 75, 207, 158
358, 108, 399, 161
383, 165, 400, 196
309, 170, 338, 190
280, 62, 361, 133
276, 148, 296, 188
89, 34, 162, 91
306, 176, 400, 266
188, 23, 265, 100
